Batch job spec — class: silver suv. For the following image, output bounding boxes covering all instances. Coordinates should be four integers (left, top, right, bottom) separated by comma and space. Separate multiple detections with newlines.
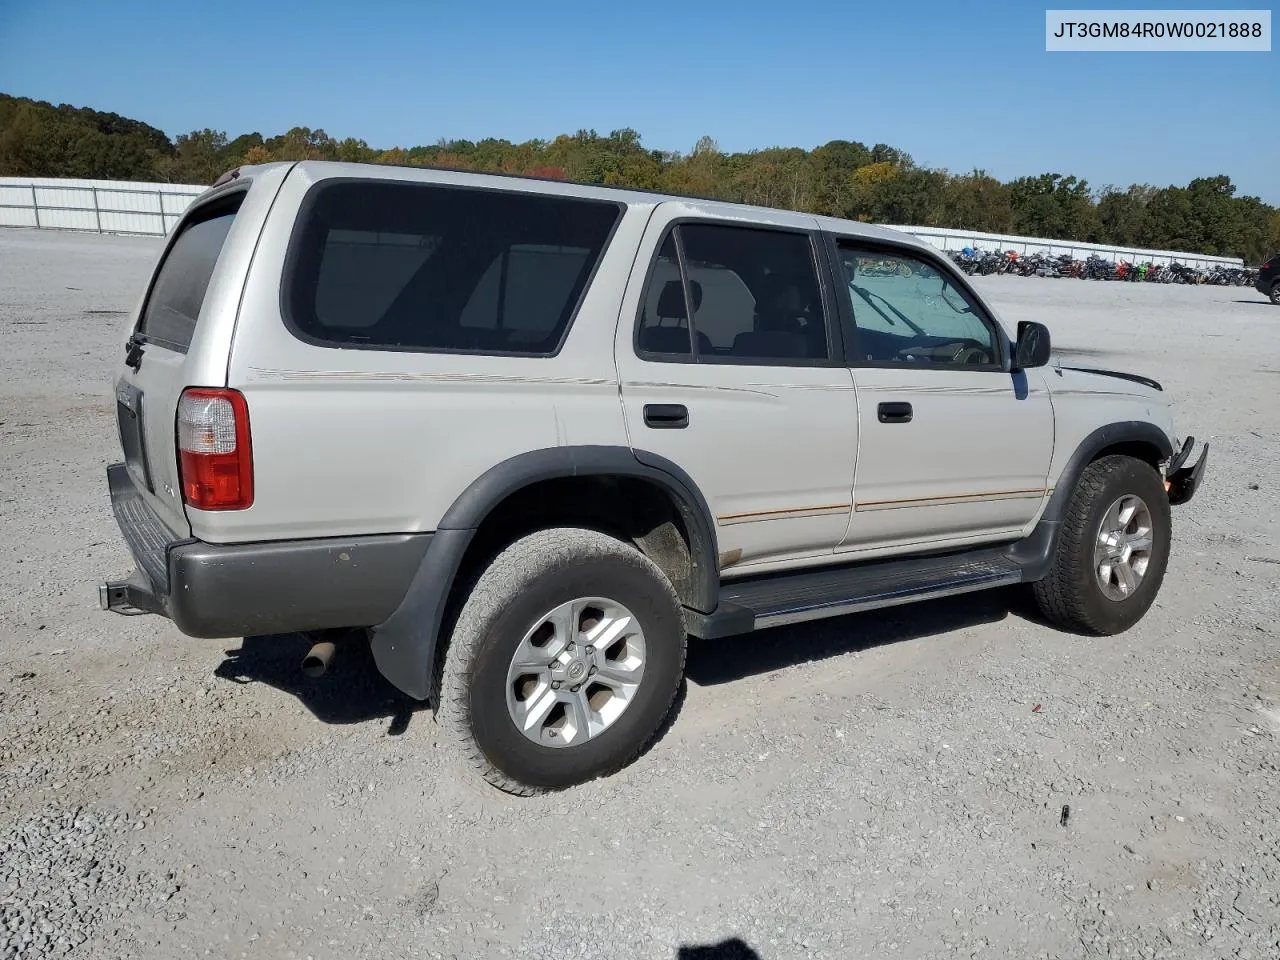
101, 161, 1208, 794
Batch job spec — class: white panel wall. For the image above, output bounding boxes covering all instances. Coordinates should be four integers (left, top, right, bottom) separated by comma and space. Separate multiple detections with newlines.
0, 177, 206, 236
0, 176, 1247, 269
880, 224, 1244, 269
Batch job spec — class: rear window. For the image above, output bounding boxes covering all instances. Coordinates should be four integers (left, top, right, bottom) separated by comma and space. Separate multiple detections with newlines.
284, 180, 623, 355
138, 194, 243, 351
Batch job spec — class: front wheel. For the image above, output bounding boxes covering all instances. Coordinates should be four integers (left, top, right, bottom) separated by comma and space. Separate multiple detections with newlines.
1032, 455, 1172, 635
1270, 281, 1280, 305
437, 528, 686, 795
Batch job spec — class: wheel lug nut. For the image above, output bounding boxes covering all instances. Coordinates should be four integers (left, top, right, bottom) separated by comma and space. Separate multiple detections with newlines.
552, 681, 561, 690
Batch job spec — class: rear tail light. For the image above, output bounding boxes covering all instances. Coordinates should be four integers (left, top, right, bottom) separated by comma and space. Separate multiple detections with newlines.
176, 388, 253, 510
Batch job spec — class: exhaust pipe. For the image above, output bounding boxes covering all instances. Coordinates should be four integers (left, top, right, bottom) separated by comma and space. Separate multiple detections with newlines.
301, 639, 337, 678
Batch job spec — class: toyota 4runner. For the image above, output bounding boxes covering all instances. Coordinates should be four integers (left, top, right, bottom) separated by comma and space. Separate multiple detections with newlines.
100, 161, 1208, 794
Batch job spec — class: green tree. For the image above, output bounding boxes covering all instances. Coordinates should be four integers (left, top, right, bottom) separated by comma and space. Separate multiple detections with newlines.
941, 170, 1015, 232
810, 139, 872, 216
0, 91, 1275, 260
0, 103, 51, 175
262, 127, 337, 161
1096, 185, 1153, 246
1009, 174, 1099, 240
162, 129, 228, 183
1141, 186, 1196, 251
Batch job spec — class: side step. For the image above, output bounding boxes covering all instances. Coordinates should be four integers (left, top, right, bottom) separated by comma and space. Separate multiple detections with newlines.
687, 548, 1024, 638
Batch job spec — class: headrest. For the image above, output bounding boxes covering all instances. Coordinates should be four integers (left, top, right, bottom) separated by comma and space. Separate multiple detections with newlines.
656, 280, 703, 318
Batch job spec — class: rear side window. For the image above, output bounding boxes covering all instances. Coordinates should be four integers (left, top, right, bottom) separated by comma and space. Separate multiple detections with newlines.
137, 194, 243, 351
284, 180, 622, 355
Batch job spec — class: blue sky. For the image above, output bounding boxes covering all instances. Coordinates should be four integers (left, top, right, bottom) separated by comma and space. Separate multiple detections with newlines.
1, 0, 1275, 202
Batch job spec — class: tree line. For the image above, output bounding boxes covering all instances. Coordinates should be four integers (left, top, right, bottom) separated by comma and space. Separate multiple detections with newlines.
2, 92, 1276, 263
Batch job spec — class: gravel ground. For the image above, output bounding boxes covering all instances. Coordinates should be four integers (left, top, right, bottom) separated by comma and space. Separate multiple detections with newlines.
1, 227, 1277, 960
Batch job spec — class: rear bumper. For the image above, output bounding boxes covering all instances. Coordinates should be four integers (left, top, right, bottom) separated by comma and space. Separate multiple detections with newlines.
100, 463, 432, 638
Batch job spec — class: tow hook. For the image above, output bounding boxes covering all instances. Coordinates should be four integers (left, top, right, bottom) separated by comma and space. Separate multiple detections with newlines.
1166, 436, 1209, 506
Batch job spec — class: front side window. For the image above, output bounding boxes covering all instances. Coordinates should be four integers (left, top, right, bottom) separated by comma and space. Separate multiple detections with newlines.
837, 245, 999, 366
636, 223, 830, 363
286, 181, 621, 355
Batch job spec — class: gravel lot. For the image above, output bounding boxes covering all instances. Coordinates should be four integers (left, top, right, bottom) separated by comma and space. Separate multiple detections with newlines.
1, 227, 1277, 960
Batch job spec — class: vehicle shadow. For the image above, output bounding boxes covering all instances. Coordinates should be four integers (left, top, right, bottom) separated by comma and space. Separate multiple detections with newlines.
1232, 299, 1271, 306
215, 630, 427, 734
685, 587, 1018, 687
678, 939, 762, 959
214, 628, 690, 747
213, 588, 1023, 735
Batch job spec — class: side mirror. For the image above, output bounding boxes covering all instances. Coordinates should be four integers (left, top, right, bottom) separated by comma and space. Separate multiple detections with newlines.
1013, 321, 1051, 370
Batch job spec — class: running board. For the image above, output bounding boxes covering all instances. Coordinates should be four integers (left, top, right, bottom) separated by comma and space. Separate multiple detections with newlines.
686, 548, 1025, 638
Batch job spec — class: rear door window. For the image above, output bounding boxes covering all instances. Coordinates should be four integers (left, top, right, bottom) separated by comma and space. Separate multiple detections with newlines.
285, 180, 622, 355
137, 194, 243, 351
636, 222, 831, 363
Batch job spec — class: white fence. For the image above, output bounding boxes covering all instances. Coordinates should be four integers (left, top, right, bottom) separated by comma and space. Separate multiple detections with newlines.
0, 177, 206, 237
0, 176, 1247, 268
882, 224, 1244, 269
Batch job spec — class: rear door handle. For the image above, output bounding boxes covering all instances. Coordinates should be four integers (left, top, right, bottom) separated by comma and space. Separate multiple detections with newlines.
643, 404, 689, 429
877, 401, 913, 424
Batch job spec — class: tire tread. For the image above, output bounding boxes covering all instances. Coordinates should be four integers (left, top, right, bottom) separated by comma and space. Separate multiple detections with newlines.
436, 527, 685, 796
1033, 455, 1169, 634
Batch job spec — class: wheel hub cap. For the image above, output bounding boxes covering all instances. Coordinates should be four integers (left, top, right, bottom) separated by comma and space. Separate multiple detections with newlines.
1093, 494, 1155, 602
505, 597, 647, 748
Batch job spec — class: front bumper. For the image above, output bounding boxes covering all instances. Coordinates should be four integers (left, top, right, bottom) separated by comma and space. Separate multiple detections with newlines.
1165, 437, 1209, 506
100, 463, 432, 638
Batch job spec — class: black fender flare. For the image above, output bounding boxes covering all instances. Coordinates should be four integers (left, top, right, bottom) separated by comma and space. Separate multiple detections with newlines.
370, 446, 719, 701
1008, 420, 1174, 582
1043, 421, 1173, 523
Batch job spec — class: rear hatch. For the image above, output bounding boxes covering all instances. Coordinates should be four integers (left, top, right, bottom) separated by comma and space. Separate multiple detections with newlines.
113, 170, 281, 538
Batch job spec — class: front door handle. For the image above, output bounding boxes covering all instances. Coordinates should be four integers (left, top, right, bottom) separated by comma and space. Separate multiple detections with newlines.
643, 404, 689, 429
877, 401, 913, 424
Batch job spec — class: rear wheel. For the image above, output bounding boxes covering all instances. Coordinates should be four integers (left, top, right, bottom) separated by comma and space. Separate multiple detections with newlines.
1033, 455, 1172, 635
1269, 281, 1280, 305
437, 527, 686, 795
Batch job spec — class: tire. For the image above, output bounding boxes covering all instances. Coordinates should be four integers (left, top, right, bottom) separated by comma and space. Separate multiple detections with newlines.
1032, 455, 1172, 635
437, 527, 686, 795
1270, 281, 1280, 305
